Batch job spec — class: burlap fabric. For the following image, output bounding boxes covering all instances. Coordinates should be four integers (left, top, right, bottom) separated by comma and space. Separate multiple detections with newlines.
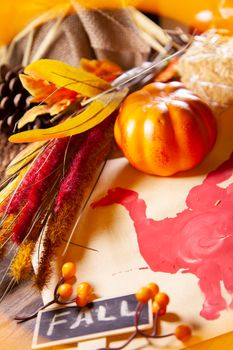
7, 9, 150, 69
76, 7, 150, 69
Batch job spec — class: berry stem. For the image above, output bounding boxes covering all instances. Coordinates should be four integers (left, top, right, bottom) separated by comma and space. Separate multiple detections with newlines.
14, 275, 76, 322
14, 299, 56, 323
53, 276, 64, 299
151, 312, 159, 336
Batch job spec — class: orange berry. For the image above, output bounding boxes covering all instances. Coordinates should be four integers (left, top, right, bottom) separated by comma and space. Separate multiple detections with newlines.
76, 294, 90, 308
65, 276, 77, 285
152, 301, 166, 316
154, 292, 169, 308
136, 287, 152, 304
88, 293, 96, 303
175, 325, 192, 342
152, 301, 160, 314
57, 283, 73, 299
147, 283, 159, 298
158, 307, 167, 316
62, 262, 76, 280
77, 282, 93, 297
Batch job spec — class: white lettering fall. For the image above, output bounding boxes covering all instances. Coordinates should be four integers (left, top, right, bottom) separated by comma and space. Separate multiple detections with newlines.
47, 311, 70, 336
70, 308, 94, 329
97, 305, 117, 321
120, 301, 135, 317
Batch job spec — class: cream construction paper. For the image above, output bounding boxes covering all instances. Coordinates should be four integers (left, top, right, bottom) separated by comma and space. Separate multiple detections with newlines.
39, 106, 233, 349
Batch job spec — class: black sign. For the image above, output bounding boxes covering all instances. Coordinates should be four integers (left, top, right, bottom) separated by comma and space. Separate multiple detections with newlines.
32, 294, 152, 349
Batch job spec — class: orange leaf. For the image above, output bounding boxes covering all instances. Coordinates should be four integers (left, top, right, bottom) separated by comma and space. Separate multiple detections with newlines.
20, 74, 77, 105
154, 58, 179, 83
49, 99, 73, 115
80, 59, 123, 82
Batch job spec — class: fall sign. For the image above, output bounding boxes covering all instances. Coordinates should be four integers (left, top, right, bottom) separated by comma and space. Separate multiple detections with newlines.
32, 294, 152, 349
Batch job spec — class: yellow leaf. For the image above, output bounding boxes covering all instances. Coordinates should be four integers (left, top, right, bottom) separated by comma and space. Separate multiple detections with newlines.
6, 141, 47, 175
18, 105, 50, 129
0, 166, 29, 204
24, 59, 111, 98
9, 89, 129, 143
49, 99, 73, 116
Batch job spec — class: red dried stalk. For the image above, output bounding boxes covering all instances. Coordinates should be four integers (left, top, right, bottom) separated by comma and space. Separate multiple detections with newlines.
9, 181, 60, 283
35, 116, 115, 289
6, 140, 65, 214
55, 116, 114, 212
9, 138, 72, 243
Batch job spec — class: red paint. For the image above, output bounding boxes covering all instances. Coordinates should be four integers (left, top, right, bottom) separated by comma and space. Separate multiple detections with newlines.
92, 153, 233, 320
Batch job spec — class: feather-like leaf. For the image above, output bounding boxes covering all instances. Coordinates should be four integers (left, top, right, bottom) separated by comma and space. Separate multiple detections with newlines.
9, 88, 128, 143
24, 59, 110, 97
18, 105, 50, 129
18, 100, 73, 129
6, 141, 47, 176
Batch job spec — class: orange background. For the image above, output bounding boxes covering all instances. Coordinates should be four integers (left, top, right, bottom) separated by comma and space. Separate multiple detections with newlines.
0, 0, 229, 44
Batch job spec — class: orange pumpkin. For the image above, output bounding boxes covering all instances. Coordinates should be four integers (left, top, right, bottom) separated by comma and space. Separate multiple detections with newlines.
114, 81, 217, 176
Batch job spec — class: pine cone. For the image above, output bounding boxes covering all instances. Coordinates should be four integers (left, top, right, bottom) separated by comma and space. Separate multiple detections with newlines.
0, 64, 52, 136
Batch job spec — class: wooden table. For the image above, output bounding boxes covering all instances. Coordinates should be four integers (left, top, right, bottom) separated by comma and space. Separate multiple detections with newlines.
0, 281, 42, 350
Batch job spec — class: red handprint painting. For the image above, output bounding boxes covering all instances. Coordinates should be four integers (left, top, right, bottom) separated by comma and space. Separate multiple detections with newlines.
92, 152, 233, 321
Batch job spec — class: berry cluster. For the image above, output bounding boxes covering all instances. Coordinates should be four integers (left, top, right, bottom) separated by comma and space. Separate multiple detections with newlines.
136, 282, 192, 343
99, 282, 192, 350
56, 262, 95, 308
